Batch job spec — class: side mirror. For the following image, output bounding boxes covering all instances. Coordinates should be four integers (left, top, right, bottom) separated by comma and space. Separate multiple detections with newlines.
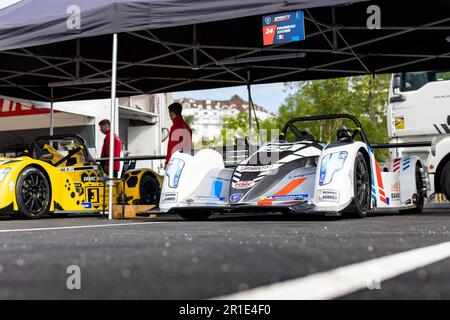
390, 73, 405, 103
39, 153, 53, 161
392, 73, 401, 89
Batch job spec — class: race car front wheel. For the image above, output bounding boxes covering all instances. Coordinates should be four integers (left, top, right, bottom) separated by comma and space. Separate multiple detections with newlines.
350, 152, 371, 218
16, 166, 51, 219
401, 163, 425, 214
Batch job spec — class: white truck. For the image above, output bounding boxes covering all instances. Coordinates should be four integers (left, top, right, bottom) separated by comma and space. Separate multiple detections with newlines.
387, 70, 450, 201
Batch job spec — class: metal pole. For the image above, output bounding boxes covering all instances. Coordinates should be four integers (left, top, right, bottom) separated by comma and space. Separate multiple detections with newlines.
108, 33, 118, 220
247, 71, 252, 140
50, 87, 54, 136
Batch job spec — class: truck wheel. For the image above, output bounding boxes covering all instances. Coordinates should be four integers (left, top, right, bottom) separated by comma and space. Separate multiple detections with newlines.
441, 162, 450, 201
16, 166, 51, 219
139, 174, 160, 205
349, 152, 371, 218
179, 211, 211, 221
401, 163, 425, 214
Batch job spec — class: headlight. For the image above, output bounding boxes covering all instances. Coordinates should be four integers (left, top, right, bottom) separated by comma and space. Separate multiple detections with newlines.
0, 167, 11, 182
319, 152, 347, 186
165, 158, 185, 188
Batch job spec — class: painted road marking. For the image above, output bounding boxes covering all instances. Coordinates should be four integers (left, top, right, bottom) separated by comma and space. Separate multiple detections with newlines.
215, 241, 450, 300
0, 221, 166, 233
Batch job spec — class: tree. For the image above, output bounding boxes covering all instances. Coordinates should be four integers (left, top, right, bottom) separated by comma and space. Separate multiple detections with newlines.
183, 115, 194, 127
350, 74, 391, 160
278, 75, 391, 161
278, 78, 355, 142
220, 74, 391, 161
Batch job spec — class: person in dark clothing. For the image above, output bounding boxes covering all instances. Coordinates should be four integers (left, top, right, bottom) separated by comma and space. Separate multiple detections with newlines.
99, 119, 122, 177
165, 102, 192, 169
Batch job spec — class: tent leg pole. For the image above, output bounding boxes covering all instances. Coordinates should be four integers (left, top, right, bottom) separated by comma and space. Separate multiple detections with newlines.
50, 87, 54, 136
247, 71, 252, 141
108, 33, 118, 220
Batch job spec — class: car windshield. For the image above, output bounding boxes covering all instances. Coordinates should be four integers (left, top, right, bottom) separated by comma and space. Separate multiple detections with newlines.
33, 136, 89, 166
400, 70, 450, 92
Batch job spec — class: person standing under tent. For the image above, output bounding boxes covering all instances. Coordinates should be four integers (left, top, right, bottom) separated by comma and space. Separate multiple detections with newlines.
165, 102, 192, 169
99, 119, 122, 178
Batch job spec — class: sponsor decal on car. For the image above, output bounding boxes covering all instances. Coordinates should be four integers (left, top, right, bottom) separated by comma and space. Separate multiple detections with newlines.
211, 176, 231, 182
391, 182, 400, 200
162, 192, 178, 203
230, 193, 243, 202
317, 189, 339, 202
81, 202, 92, 209
231, 181, 255, 189
60, 166, 98, 173
81, 172, 101, 183
391, 192, 400, 200
267, 194, 309, 200
236, 165, 272, 172
391, 182, 400, 191
288, 171, 315, 179
194, 195, 226, 201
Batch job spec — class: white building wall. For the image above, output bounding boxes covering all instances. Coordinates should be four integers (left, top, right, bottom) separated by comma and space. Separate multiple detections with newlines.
54, 98, 112, 157
127, 93, 173, 174
0, 94, 172, 172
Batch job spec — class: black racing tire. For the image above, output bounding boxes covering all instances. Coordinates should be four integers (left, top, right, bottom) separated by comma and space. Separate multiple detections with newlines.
440, 161, 450, 201
349, 152, 371, 218
16, 166, 51, 219
401, 163, 425, 214
139, 174, 161, 205
178, 211, 211, 221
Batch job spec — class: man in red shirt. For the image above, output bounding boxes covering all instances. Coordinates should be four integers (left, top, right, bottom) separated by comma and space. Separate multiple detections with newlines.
165, 102, 192, 168
99, 119, 122, 177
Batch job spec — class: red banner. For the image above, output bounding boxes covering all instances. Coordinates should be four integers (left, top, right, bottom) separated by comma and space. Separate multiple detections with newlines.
0, 98, 58, 117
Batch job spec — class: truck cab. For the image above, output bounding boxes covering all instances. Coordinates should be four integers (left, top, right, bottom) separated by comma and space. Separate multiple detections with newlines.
387, 70, 450, 200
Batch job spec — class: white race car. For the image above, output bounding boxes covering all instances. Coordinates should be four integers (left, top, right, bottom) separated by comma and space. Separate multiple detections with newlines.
158, 114, 430, 220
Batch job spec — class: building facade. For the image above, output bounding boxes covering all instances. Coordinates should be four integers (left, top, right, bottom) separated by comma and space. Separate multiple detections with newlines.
177, 94, 273, 143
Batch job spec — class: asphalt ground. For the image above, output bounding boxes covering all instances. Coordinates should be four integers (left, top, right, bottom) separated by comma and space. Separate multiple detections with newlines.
0, 206, 449, 300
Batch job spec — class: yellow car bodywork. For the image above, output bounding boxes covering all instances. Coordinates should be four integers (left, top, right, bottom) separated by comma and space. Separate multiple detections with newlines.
0, 135, 162, 218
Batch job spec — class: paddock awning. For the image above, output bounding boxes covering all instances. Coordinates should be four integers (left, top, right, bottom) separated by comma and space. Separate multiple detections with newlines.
0, 0, 448, 102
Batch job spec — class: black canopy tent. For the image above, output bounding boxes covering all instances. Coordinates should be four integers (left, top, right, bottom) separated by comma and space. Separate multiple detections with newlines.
0, 0, 449, 102
0, 0, 449, 218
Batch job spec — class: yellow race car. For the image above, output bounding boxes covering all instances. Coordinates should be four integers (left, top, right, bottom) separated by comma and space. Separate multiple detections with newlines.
0, 134, 162, 219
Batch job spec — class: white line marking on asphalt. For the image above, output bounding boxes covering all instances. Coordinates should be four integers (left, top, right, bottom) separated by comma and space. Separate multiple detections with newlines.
0, 221, 165, 233
215, 241, 450, 300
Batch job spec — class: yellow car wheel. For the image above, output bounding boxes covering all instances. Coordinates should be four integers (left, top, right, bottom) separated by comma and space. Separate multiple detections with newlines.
139, 174, 160, 205
16, 166, 51, 219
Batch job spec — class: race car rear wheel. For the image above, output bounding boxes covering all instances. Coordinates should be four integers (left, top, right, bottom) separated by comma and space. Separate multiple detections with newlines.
179, 211, 211, 221
16, 166, 51, 219
440, 161, 450, 201
401, 163, 425, 214
139, 174, 160, 205
350, 152, 371, 218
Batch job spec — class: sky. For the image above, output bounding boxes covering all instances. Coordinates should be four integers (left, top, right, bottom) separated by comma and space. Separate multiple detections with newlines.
172, 82, 294, 114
